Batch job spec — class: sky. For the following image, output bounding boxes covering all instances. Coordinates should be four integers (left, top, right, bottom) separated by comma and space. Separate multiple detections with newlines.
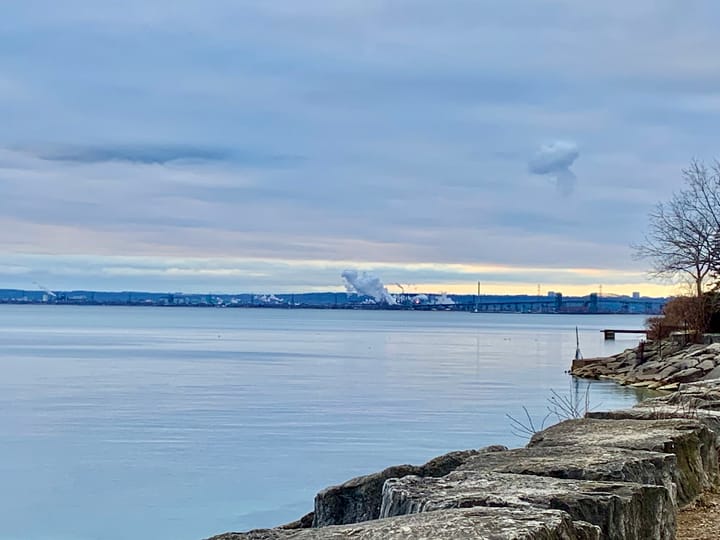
1, 1, 719, 297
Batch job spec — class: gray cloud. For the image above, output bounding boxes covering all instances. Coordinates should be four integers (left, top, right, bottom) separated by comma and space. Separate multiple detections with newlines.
36, 145, 232, 164
27, 144, 302, 167
528, 141, 580, 196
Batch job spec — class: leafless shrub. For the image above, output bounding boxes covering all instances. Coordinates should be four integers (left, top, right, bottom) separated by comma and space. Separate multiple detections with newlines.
643, 393, 700, 420
507, 381, 596, 439
547, 386, 591, 423
506, 406, 551, 439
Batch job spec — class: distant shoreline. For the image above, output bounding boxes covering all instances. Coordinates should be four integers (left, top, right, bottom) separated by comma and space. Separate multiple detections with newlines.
0, 289, 666, 314
0, 300, 661, 315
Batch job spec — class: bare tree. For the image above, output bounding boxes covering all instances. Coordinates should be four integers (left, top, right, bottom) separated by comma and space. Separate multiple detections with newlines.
683, 160, 720, 229
684, 160, 720, 289
634, 160, 719, 297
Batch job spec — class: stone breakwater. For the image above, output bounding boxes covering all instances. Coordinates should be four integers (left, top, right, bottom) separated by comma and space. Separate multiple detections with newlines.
206, 377, 720, 540
571, 340, 720, 391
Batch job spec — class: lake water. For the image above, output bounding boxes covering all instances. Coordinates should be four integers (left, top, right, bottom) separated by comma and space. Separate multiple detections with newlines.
0, 305, 650, 540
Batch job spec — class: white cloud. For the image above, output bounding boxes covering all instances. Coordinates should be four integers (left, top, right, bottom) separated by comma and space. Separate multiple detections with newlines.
528, 141, 580, 196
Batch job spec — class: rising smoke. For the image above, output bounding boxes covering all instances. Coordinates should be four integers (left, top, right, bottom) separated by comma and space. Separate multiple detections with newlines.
341, 269, 396, 305
435, 292, 455, 305
528, 141, 579, 196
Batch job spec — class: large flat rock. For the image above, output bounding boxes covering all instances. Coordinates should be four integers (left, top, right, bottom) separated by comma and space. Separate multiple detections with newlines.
528, 418, 718, 504
456, 445, 676, 501
379, 471, 673, 540
587, 406, 720, 438
207, 506, 601, 539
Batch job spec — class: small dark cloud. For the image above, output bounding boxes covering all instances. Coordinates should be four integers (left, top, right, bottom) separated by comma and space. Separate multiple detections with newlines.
29, 144, 302, 167
36, 144, 231, 164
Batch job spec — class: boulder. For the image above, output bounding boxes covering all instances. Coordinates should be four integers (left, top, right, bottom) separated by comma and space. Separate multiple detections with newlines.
279, 512, 314, 530
668, 367, 704, 384
587, 406, 720, 437
692, 343, 720, 354
702, 366, 720, 381
634, 361, 665, 375
655, 364, 681, 381
455, 445, 676, 501
207, 506, 602, 540
313, 447, 506, 527
380, 471, 674, 540
528, 418, 718, 504
668, 358, 699, 372
696, 358, 716, 370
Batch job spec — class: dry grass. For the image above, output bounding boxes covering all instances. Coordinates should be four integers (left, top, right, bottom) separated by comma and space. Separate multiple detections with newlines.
677, 492, 720, 540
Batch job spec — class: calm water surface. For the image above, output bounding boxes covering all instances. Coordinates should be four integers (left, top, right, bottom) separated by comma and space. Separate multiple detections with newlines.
0, 306, 650, 540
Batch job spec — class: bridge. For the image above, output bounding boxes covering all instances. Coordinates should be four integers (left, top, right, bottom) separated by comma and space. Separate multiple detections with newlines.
400, 293, 663, 315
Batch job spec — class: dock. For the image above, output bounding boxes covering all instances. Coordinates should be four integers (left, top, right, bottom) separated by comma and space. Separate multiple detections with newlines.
601, 329, 648, 340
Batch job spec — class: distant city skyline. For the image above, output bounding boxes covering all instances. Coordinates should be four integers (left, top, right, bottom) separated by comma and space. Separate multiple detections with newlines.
2, 3, 717, 297
0, 286, 666, 316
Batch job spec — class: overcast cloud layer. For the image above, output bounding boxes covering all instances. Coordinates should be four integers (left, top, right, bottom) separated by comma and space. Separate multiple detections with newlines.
1, 1, 719, 295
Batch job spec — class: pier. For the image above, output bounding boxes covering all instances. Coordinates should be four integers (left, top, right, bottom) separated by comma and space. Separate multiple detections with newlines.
602, 329, 648, 340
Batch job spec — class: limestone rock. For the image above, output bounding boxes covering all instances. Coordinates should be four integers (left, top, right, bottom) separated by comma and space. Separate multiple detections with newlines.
655, 364, 681, 381
634, 361, 665, 375
279, 512, 314, 530
207, 506, 602, 539
697, 359, 716, 372
456, 445, 676, 500
702, 365, 720, 381
668, 367, 704, 384
313, 447, 506, 527
528, 418, 718, 504
587, 406, 720, 439
689, 343, 720, 355
668, 358, 700, 372
380, 471, 674, 540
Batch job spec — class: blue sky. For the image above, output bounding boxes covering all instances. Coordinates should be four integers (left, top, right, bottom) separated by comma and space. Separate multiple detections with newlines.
1, 1, 718, 296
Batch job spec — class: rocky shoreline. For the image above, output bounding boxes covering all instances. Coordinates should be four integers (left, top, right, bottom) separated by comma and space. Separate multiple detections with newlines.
206, 340, 720, 540
571, 338, 720, 391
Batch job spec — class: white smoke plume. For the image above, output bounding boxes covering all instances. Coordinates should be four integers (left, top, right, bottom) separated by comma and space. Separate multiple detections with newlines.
433, 292, 455, 305
528, 141, 579, 196
256, 294, 284, 304
341, 269, 396, 305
